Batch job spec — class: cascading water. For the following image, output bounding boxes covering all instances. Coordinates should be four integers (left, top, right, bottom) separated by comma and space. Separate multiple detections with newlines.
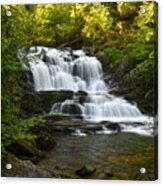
27, 47, 106, 92
25, 46, 154, 136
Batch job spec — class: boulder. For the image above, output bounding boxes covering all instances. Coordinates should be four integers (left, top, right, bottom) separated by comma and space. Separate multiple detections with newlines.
97, 171, 113, 179
7, 140, 45, 160
35, 130, 55, 151
21, 91, 73, 118
1, 153, 53, 178
100, 121, 121, 132
76, 165, 96, 178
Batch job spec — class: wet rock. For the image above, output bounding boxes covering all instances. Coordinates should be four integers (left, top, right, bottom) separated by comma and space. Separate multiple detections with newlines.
97, 171, 113, 179
75, 91, 88, 104
115, 55, 136, 78
95, 51, 107, 63
77, 90, 88, 96
105, 171, 113, 178
62, 103, 83, 116
76, 165, 96, 178
21, 91, 73, 118
1, 153, 52, 178
23, 70, 34, 87
134, 170, 156, 181
45, 114, 71, 122
107, 123, 121, 132
100, 121, 121, 132
80, 124, 102, 132
7, 140, 45, 160
82, 46, 98, 56
49, 125, 71, 133
35, 130, 55, 151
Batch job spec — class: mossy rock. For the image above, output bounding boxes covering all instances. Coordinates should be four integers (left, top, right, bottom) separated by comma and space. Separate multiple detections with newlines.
6, 139, 45, 160
76, 165, 96, 178
21, 91, 73, 118
35, 130, 56, 151
1, 153, 53, 178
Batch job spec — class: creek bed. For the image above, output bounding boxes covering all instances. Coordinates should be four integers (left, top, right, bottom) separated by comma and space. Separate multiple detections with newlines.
37, 132, 156, 180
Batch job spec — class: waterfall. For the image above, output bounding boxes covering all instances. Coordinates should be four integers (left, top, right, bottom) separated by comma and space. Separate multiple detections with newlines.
50, 93, 150, 123
26, 46, 153, 135
27, 47, 106, 92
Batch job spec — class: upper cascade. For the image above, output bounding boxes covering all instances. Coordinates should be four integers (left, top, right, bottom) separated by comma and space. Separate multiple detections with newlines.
25, 46, 107, 92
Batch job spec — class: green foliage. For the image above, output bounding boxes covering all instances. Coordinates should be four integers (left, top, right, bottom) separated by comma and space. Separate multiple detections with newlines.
1, 1, 157, 152
104, 46, 125, 66
125, 2, 156, 83
2, 116, 46, 148
102, 1, 157, 88
34, 4, 84, 46
1, 5, 45, 154
74, 3, 113, 44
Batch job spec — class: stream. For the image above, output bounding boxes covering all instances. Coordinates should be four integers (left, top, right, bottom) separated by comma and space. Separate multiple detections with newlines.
38, 132, 155, 180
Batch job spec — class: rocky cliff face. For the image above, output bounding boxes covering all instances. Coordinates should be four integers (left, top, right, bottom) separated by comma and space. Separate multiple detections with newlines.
20, 91, 74, 118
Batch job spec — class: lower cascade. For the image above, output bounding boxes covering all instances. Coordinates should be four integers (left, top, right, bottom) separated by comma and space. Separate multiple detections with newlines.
24, 46, 154, 136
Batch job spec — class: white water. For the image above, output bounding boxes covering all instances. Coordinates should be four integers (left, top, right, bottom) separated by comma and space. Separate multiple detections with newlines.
96, 125, 116, 135
26, 46, 154, 136
27, 47, 106, 92
71, 129, 87, 137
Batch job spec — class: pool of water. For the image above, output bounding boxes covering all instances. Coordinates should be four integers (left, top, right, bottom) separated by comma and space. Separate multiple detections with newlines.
38, 132, 156, 180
